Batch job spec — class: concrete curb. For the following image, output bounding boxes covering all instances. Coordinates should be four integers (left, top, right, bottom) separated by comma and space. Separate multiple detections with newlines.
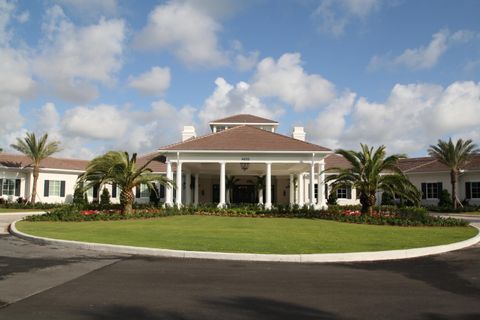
0, 211, 46, 216
9, 220, 480, 263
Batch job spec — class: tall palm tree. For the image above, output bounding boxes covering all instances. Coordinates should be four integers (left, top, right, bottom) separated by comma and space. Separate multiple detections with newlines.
326, 144, 420, 214
428, 138, 479, 208
78, 151, 173, 214
10, 133, 61, 204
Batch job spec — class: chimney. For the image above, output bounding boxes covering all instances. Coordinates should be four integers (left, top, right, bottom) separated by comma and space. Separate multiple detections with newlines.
182, 126, 196, 141
292, 127, 306, 141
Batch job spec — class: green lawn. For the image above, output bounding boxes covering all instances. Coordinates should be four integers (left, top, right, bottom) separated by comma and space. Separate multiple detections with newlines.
0, 208, 45, 213
16, 216, 478, 254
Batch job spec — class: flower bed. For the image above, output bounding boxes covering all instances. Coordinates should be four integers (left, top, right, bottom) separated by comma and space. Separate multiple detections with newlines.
24, 205, 469, 227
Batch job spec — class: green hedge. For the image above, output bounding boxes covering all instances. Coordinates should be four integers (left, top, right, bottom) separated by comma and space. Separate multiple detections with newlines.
24, 204, 468, 227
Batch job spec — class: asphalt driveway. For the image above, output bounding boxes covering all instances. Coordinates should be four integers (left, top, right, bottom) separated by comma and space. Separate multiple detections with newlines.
0, 213, 479, 319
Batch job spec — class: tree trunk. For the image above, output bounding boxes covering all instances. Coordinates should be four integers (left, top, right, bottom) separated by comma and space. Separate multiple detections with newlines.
451, 169, 458, 209
258, 189, 263, 204
31, 166, 39, 204
360, 192, 376, 215
120, 188, 134, 214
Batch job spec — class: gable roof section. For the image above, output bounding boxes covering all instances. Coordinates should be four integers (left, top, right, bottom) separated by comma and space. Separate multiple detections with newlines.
160, 125, 330, 152
398, 154, 480, 173
0, 153, 89, 171
210, 114, 278, 124
136, 152, 168, 173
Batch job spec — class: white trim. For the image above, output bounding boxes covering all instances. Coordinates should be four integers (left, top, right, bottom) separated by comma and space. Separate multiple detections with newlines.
160, 150, 332, 154
209, 122, 279, 126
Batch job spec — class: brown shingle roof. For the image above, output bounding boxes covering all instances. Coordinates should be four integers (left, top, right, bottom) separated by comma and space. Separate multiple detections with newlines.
159, 125, 330, 152
324, 154, 352, 170
210, 114, 278, 124
0, 153, 89, 171
136, 152, 167, 173
398, 154, 480, 173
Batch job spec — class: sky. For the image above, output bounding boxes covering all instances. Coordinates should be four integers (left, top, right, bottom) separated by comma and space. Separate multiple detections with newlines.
1, 0, 479, 159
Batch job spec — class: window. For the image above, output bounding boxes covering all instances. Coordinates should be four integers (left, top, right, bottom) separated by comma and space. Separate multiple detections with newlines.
44, 180, 66, 197
49, 180, 61, 196
2, 179, 15, 196
140, 184, 150, 198
466, 182, 480, 199
336, 186, 352, 199
421, 182, 442, 199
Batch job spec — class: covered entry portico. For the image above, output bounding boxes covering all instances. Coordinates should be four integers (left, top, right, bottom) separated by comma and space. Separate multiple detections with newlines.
158, 124, 331, 209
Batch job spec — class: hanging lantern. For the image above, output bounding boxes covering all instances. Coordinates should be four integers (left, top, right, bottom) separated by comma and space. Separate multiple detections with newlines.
240, 157, 250, 171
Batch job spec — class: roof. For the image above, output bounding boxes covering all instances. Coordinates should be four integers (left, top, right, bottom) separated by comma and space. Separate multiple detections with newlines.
0, 153, 89, 171
398, 154, 480, 173
136, 152, 168, 173
324, 154, 352, 170
209, 114, 278, 124
159, 125, 331, 152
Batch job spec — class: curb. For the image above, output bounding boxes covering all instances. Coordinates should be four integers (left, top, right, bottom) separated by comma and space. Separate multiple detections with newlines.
9, 220, 480, 263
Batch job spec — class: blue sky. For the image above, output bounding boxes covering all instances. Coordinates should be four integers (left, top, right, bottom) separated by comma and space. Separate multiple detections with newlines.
1, 0, 479, 159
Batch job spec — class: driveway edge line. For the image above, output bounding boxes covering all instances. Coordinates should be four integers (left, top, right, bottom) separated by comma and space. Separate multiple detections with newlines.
9, 220, 480, 263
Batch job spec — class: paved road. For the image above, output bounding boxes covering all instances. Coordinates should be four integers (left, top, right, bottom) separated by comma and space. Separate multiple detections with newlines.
0, 213, 479, 319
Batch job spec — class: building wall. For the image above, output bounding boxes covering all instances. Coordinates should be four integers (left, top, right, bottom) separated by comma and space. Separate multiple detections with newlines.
0, 169, 28, 202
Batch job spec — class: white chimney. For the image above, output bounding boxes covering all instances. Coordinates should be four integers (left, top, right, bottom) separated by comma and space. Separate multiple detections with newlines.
292, 127, 306, 141
182, 126, 197, 142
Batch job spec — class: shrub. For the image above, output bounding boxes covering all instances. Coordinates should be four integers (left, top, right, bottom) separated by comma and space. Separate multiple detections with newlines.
327, 192, 338, 205
24, 204, 469, 227
100, 188, 111, 207
381, 191, 395, 205
438, 189, 453, 208
73, 186, 88, 207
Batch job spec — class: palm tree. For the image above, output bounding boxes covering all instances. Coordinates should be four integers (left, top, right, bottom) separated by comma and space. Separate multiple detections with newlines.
326, 144, 420, 214
255, 175, 265, 205
225, 175, 239, 204
10, 133, 61, 204
428, 138, 479, 208
78, 151, 173, 214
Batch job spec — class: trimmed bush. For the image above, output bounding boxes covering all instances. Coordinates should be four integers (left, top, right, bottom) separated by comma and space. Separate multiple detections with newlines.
24, 204, 469, 227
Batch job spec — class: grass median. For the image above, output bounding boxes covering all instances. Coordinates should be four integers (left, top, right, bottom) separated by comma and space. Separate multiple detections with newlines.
16, 216, 478, 254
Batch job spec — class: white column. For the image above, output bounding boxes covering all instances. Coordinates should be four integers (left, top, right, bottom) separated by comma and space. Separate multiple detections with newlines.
310, 162, 315, 206
218, 162, 226, 207
265, 162, 272, 209
297, 173, 304, 206
194, 174, 199, 206
175, 161, 183, 207
165, 161, 173, 206
289, 174, 294, 206
185, 172, 192, 205
317, 160, 326, 208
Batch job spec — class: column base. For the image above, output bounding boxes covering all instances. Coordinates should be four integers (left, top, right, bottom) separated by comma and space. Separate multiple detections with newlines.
217, 202, 226, 208
264, 202, 272, 210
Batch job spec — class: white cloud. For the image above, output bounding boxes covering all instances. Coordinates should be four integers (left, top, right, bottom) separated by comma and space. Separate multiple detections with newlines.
0, 0, 15, 45
369, 29, 476, 70
198, 77, 284, 129
313, 0, 381, 37
54, 0, 118, 17
62, 104, 129, 140
35, 5, 125, 103
128, 66, 171, 96
234, 50, 259, 72
134, 1, 228, 67
308, 81, 480, 155
251, 53, 336, 111
307, 91, 356, 149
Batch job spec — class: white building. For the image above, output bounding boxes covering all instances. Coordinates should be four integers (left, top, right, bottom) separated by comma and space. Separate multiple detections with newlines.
1, 114, 479, 207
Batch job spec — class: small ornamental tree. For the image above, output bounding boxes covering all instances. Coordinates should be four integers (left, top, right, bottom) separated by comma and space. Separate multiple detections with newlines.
100, 187, 111, 207
327, 191, 338, 205
438, 189, 453, 208
73, 185, 88, 207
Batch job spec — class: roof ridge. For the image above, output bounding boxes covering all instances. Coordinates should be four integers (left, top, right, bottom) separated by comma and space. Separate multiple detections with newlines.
210, 114, 278, 124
